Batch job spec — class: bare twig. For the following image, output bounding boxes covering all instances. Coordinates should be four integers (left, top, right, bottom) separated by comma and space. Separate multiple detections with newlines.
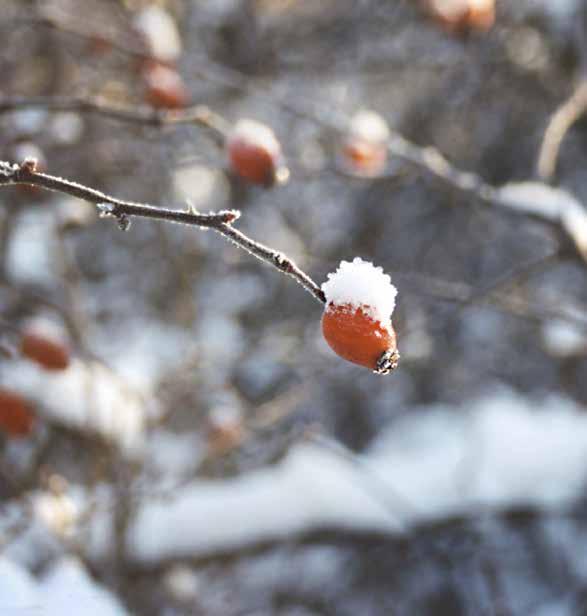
399, 271, 587, 329
0, 159, 326, 304
0, 95, 230, 143
537, 81, 587, 182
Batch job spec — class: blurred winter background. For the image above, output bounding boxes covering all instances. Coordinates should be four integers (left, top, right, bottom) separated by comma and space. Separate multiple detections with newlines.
2, 0, 587, 614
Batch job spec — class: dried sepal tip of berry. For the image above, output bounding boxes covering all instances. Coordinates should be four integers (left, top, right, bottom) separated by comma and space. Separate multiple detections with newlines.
321, 258, 399, 373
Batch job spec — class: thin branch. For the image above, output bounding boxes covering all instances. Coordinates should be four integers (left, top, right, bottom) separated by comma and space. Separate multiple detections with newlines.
0, 95, 230, 143
537, 81, 587, 182
0, 159, 326, 304
4, 9, 149, 62
398, 271, 587, 329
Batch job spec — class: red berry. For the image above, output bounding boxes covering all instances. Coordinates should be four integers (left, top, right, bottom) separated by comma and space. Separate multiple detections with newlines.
0, 389, 35, 437
20, 330, 70, 372
226, 119, 288, 186
144, 62, 189, 110
322, 303, 398, 371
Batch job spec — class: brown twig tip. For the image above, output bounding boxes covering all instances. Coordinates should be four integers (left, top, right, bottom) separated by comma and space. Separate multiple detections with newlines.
21, 157, 38, 173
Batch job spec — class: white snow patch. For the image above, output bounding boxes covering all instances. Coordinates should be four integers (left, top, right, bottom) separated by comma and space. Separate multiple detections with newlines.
126, 389, 587, 563
542, 319, 587, 358
321, 257, 397, 324
495, 181, 583, 221
6, 209, 58, 285
0, 556, 128, 615
0, 558, 39, 613
145, 429, 204, 479
560, 198, 587, 258
39, 558, 128, 616
4, 360, 151, 457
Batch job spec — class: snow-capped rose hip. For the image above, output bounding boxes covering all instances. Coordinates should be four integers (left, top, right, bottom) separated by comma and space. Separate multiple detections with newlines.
143, 62, 189, 110
226, 119, 289, 187
321, 258, 399, 374
341, 110, 390, 178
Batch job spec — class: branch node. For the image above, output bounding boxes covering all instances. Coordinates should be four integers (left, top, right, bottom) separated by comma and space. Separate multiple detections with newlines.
96, 202, 131, 231
97, 202, 116, 218
218, 209, 241, 224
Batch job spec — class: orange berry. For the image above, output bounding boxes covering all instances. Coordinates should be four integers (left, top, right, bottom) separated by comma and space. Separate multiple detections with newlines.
322, 303, 398, 372
0, 389, 35, 437
144, 62, 189, 110
20, 330, 70, 372
321, 258, 399, 374
226, 119, 288, 186
341, 110, 389, 177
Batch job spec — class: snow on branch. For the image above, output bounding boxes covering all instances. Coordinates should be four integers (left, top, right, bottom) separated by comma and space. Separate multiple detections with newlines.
537, 80, 587, 182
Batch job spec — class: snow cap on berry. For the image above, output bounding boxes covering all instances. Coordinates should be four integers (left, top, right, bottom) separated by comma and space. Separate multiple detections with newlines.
321, 258, 397, 324
349, 110, 390, 144
229, 119, 281, 157
134, 6, 182, 64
